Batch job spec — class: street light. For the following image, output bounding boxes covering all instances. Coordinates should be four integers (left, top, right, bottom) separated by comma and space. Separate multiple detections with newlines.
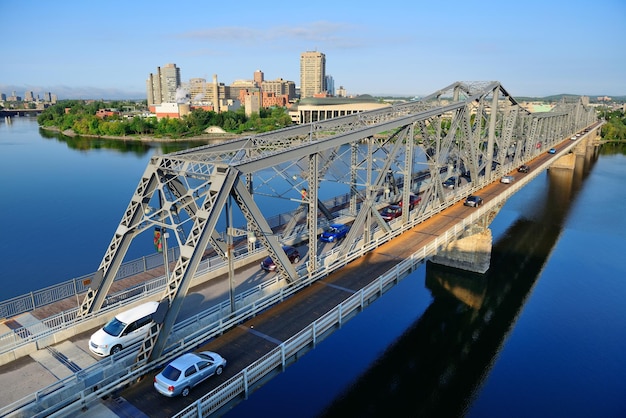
162, 229, 170, 281
226, 197, 236, 314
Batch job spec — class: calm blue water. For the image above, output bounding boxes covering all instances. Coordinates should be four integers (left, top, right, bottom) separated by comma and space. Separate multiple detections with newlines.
2, 117, 625, 417
222, 137, 626, 416
1, 117, 160, 297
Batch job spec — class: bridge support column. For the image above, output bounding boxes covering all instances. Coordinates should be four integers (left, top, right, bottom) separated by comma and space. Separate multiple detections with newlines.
431, 227, 492, 274
550, 153, 576, 170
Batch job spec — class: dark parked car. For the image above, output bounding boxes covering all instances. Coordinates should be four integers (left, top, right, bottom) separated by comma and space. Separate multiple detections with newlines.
500, 175, 514, 184
320, 223, 349, 242
464, 195, 483, 207
395, 194, 422, 210
154, 351, 226, 397
442, 177, 457, 189
380, 205, 402, 221
260, 246, 300, 271
518, 164, 529, 173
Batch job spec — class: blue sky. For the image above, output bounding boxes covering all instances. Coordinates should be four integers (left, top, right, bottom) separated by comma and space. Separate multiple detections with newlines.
1, 0, 624, 100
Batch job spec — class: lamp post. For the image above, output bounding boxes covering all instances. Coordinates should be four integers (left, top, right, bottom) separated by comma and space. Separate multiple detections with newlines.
226, 196, 235, 314
162, 229, 170, 281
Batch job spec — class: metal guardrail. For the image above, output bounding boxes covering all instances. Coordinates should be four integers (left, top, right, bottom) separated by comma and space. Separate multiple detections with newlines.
171, 207, 489, 417
0, 136, 583, 417
0, 193, 357, 321
0, 145, 543, 360
0, 248, 179, 320
172, 157, 562, 417
0, 245, 257, 357
0, 191, 375, 357
1, 181, 476, 417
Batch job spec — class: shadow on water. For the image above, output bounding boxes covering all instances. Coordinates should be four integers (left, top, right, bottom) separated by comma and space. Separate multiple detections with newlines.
318, 150, 599, 418
38, 127, 212, 155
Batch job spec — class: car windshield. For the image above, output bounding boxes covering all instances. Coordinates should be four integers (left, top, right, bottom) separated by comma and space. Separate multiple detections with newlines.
161, 365, 182, 381
196, 352, 215, 362
102, 317, 127, 337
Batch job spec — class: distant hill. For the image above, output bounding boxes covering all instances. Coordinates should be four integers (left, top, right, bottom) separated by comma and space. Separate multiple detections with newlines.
516, 94, 626, 103
377, 93, 625, 104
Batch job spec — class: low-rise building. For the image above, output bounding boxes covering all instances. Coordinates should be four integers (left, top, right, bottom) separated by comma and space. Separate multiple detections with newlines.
289, 95, 391, 124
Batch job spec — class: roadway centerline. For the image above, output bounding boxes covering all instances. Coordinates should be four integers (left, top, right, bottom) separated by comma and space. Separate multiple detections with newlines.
238, 325, 283, 345
320, 281, 357, 294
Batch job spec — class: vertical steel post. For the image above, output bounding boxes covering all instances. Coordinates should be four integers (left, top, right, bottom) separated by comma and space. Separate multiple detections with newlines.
226, 196, 235, 313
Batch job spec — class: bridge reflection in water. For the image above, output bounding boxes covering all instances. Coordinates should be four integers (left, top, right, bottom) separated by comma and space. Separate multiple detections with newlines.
0, 83, 601, 417
315, 149, 596, 418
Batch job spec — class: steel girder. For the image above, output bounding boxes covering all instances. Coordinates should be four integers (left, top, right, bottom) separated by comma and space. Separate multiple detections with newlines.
78, 81, 597, 363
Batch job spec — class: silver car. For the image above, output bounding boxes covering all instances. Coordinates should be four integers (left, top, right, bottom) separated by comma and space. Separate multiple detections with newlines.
464, 195, 483, 207
154, 351, 226, 397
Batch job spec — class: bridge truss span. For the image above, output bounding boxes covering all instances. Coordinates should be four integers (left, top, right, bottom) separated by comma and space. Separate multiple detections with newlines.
76, 81, 597, 363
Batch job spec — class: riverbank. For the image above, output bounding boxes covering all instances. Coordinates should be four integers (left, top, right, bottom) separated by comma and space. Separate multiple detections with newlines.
40, 125, 242, 143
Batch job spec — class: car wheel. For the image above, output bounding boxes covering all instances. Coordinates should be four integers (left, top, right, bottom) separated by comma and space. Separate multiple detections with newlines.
111, 345, 122, 355
216, 365, 224, 376
182, 387, 191, 397
293, 256, 300, 264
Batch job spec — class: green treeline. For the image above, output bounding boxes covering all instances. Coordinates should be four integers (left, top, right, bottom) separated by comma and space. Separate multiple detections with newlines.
601, 109, 626, 141
36, 100, 293, 139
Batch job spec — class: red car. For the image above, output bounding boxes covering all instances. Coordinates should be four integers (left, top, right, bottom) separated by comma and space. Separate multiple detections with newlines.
395, 194, 421, 210
260, 246, 300, 272
380, 205, 402, 221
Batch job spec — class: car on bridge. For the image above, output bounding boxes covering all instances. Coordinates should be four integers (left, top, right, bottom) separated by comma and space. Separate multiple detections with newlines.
442, 177, 458, 189
320, 223, 349, 242
395, 194, 422, 210
380, 205, 403, 221
464, 195, 483, 207
260, 246, 300, 272
89, 301, 158, 357
500, 175, 515, 184
548, 148, 556, 154
154, 351, 226, 397
518, 164, 529, 173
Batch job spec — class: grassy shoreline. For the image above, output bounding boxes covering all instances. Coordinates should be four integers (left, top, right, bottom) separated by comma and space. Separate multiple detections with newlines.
39, 125, 242, 142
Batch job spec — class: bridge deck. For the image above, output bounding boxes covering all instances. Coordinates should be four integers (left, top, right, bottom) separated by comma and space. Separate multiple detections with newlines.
0, 134, 587, 416
93, 182, 506, 417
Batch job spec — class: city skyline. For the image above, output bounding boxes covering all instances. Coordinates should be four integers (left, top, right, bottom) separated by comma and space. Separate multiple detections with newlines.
1, 0, 625, 100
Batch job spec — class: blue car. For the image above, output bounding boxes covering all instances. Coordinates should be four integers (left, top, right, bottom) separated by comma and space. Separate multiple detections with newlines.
548, 148, 556, 154
320, 223, 349, 242
154, 351, 226, 397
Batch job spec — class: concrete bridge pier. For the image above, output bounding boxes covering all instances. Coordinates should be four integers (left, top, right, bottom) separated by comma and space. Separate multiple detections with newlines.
430, 201, 505, 274
550, 135, 598, 174
431, 224, 493, 274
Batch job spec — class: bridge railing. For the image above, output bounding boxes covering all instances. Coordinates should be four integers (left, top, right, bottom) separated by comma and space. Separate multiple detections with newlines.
170, 207, 486, 418
0, 157, 552, 417
0, 153, 506, 360
0, 133, 571, 364
0, 191, 358, 321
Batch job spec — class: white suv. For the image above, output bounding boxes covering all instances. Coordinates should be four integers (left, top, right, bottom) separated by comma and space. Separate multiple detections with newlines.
89, 301, 159, 356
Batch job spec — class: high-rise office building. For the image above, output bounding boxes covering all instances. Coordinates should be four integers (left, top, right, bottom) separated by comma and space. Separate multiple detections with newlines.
300, 51, 326, 99
325, 75, 335, 96
146, 63, 181, 105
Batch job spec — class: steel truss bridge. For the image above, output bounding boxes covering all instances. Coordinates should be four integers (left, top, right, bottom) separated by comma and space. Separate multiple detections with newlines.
76, 80, 596, 367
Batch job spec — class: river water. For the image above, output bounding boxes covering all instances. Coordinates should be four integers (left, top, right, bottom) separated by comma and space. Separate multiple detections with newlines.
1, 117, 625, 417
